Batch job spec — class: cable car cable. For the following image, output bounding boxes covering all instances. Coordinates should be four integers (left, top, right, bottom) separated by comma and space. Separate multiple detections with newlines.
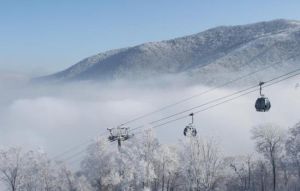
51, 59, 299, 160
51, 132, 107, 160
61, 70, 300, 164
130, 68, 300, 132
151, 71, 300, 130
148, 68, 300, 125
119, 55, 299, 126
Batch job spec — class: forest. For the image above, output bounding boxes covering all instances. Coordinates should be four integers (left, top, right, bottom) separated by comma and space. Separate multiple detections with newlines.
0, 122, 300, 191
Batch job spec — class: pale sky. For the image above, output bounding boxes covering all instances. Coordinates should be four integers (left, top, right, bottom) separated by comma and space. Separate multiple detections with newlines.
1, 0, 300, 76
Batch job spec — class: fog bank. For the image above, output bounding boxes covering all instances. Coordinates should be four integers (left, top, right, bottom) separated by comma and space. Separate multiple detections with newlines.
0, 74, 299, 160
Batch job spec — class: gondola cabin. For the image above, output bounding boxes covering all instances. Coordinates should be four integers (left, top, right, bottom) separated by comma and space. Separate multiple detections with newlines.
255, 82, 271, 112
183, 113, 197, 137
255, 97, 271, 112
183, 124, 197, 137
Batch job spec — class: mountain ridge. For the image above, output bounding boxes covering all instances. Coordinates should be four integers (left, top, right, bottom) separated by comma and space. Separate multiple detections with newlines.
36, 19, 300, 84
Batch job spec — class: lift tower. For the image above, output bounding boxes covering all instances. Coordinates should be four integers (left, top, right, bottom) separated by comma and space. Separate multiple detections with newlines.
107, 126, 133, 150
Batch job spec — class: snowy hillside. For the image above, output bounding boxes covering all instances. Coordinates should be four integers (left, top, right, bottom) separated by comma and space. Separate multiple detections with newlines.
37, 19, 300, 84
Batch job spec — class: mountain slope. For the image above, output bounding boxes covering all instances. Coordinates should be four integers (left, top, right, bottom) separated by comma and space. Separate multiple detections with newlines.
38, 19, 300, 84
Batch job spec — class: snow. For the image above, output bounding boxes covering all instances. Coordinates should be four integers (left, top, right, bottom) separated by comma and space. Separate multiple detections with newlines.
37, 19, 300, 84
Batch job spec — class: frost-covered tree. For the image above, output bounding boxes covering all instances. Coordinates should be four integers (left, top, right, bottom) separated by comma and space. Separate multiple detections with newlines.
251, 124, 285, 191
253, 159, 270, 191
19, 150, 55, 191
0, 147, 88, 191
80, 139, 120, 190
55, 162, 92, 191
179, 136, 223, 191
285, 122, 300, 180
154, 145, 179, 191
0, 147, 22, 191
225, 155, 254, 191
5, 121, 300, 191
126, 129, 159, 190
80, 129, 160, 190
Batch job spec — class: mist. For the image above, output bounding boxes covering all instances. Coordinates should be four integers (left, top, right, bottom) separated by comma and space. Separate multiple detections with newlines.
0, 73, 299, 161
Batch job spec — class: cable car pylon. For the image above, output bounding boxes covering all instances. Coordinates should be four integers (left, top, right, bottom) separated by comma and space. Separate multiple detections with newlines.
107, 126, 134, 150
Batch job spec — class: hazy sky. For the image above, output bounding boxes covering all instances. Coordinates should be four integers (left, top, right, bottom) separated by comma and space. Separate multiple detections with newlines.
1, 0, 300, 75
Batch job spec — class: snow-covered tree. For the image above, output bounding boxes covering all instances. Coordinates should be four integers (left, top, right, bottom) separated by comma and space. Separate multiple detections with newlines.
53, 162, 92, 191
125, 129, 159, 190
225, 155, 254, 191
285, 122, 300, 179
284, 121, 300, 190
80, 139, 119, 190
179, 136, 224, 191
0, 147, 22, 191
0, 147, 88, 191
251, 123, 286, 191
4, 121, 300, 191
19, 150, 55, 191
154, 145, 179, 191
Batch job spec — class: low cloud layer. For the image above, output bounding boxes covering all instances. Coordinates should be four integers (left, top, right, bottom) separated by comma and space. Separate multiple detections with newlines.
0, 74, 299, 160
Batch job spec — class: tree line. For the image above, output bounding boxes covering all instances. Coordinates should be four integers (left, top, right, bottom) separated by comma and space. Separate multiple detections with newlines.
0, 122, 300, 191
